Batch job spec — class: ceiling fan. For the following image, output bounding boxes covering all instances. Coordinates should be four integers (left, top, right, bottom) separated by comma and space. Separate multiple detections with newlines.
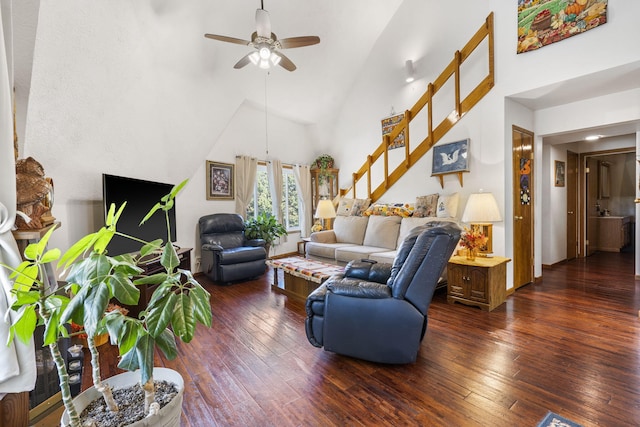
204, 1, 320, 72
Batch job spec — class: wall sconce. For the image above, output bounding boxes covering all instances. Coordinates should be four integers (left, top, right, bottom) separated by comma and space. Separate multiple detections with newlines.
315, 198, 337, 230
461, 192, 502, 253
405, 59, 415, 83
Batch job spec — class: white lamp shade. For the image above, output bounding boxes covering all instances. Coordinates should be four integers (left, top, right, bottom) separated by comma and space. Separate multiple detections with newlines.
315, 199, 337, 219
461, 193, 501, 223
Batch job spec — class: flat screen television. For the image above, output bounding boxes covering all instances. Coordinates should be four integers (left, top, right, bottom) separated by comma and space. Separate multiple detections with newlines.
102, 174, 177, 256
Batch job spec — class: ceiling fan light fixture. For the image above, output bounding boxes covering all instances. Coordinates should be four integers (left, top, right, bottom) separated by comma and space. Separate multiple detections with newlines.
259, 59, 271, 69
270, 52, 281, 66
249, 51, 260, 65
259, 46, 271, 60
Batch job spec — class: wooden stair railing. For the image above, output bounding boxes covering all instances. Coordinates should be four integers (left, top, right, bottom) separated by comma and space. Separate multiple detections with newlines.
340, 12, 494, 203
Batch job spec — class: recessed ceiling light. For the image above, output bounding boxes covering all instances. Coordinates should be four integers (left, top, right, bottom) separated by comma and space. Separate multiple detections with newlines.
585, 135, 601, 141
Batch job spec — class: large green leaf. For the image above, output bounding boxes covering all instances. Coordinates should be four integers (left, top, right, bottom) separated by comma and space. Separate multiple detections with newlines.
155, 329, 178, 360
160, 244, 179, 272
145, 292, 177, 338
190, 286, 212, 328
43, 310, 61, 345
10, 262, 39, 292
118, 321, 141, 356
172, 292, 195, 343
60, 284, 88, 324
109, 271, 139, 306
145, 282, 173, 309
93, 227, 116, 254
9, 305, 37, 345
40, 248, 61, 264
118, 346, 140, 372
134, 273, 168, 286
82, 282, 110, 336
58, 231, 100, 270
135, 334, 155, 385
11, 290, 40, 309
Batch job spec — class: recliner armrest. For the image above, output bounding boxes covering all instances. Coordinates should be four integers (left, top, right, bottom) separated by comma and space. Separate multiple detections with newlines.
327, 277, 392, 299
344, 260, 392, 285
246, 238, 266, 247
202, 243, 223, 251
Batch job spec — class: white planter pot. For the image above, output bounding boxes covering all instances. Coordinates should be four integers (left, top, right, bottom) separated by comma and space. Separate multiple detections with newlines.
61, 367, 184, 427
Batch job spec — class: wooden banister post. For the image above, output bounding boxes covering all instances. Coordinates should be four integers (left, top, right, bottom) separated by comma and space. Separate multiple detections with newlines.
455, 50, 461, 119
404, 110, 411, 167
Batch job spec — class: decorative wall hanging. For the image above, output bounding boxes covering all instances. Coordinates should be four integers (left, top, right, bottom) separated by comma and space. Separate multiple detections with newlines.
206, 160, 235, 200
431, 139, 469, 188
517, 0, 608, 54
554, 160, 565, 187
520, 158, 532, 205
381, 113, 406, 150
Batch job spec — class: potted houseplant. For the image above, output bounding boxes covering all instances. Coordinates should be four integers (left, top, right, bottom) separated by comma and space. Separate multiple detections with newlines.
312, 154, 335, 186
244, 212, 287, 256
4, 179, 212, 427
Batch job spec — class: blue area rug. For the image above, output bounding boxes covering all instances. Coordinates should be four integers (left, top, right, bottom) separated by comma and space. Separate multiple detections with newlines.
536, 411, 583, 427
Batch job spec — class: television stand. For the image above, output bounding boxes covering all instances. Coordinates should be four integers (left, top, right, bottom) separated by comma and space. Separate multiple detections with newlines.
125, 247, 192, 317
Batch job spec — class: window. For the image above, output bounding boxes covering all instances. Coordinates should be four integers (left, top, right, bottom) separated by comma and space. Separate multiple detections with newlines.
247, 163, 301, 231
281, 167, 300, 230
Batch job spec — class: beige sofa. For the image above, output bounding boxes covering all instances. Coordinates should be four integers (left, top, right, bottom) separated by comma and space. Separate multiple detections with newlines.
306, 215, 461, 264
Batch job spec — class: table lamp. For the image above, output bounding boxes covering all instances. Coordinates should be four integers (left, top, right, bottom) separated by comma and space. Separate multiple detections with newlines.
315, 198, 337, 230
461, 192, 501, 253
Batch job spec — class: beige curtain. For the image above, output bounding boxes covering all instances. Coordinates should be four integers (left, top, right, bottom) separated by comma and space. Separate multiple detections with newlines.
0, 0, 36, 397
234, 155, 257, 219
294, 164, 312, 237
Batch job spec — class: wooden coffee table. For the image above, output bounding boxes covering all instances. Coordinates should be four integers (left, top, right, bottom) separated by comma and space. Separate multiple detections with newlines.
266, 256, 344, 300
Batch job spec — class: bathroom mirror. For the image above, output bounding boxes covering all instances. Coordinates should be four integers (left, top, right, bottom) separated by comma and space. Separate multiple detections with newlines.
598, 161, 610, 199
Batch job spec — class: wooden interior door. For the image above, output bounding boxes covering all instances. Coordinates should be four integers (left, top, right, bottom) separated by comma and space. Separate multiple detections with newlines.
566, 151, 578, 260
512, 126, 534, 289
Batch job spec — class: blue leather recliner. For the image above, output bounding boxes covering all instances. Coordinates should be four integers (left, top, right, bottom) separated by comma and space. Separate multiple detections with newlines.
199, 213, 267, 283
305, 222, 461, 364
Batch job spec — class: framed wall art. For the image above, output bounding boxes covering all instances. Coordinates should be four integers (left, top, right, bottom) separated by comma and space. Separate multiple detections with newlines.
381, 113, 406, 150
432, 139, 470, 176
554, 160, 565, 187
206, 160, 235, 200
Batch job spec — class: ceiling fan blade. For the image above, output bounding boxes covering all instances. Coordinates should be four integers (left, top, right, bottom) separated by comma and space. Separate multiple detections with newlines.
234, 53, 253, 69
274, 51, 296, 72
255, 8, 271, 38
278, 36, 320, 49
204, 34, 252, 46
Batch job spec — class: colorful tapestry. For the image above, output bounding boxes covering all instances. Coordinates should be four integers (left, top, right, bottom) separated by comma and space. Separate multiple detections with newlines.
517, 0, 607, 54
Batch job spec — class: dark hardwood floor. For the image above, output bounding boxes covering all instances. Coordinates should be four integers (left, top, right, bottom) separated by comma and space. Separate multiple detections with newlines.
85, 251, 640, 426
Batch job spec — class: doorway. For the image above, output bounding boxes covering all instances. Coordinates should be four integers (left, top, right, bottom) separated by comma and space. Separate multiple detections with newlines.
579, 148, 636, 258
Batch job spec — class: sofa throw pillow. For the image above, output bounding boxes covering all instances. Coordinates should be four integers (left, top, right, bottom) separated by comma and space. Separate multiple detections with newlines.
336, 198, 355, 216
363, 215, 402, 249
363, 203, 413, 217
437, 193, 459, 218
350, 198, 371, 216
333, 215, 369, 245
414, 194, 439, 217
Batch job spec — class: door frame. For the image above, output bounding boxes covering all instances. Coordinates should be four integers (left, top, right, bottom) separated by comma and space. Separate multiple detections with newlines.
566, 151, 578, 260
512, 125, 535, 290
578, 147, 635, 257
